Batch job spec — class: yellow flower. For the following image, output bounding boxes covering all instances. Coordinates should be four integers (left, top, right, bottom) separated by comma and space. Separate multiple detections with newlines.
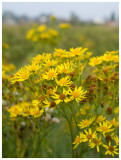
59, 23, 70, 29
7, 102, 30, 117
70, 47, 88, 57
89, 57, 102, 67
52, 88, 70, 104
113, 135, 119, 146
114, 107, 119, 114
110, 118, 119, 128
30, 108, 44, 118
7, 105, 22, 117
113, 55, 119, 63
26, 28, 35, 39
103, 142, 119, 157
106, 50, 119, 55
26, 64, 41, 72
78, 118, 95, 129
43, 100, 57, 109
38, 25, 46, 32
46, 87, 57, 97
2, 71, 9, 79
88, 136, 102, 152
56, 63, 73, 74
43, 59, 57, 67
48, 29, 58, 37
69, 86, 87, 102
32, 100, 40, 106
40, 32, 50, 39
102, 53, 113, 62
83, 105, 90, 110
80, 109, 86, 115
53, 48, 67, 58
43, 68, 58, 80
81, 128, 97, 142
32, 54, 44, 64
85, 52, 92, 59
44, 53, 52, 60
10, 67, 31, 84
56, 76, 72, 87
96, 121, 114, 135
73, 132, 83, 149
96, 115, 106, 123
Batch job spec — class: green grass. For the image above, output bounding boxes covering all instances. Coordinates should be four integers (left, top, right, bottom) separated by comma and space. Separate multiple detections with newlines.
2, 24, 119, 69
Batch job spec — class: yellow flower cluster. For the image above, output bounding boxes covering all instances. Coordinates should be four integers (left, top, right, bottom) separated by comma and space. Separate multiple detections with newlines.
26, 24, 59, 44
7, 46, 119, 158
73, 50, 119, 157
59, 23, 71, 29
89, 50, 119, 67
8, 102, 44, 118
9, 47, 89, 118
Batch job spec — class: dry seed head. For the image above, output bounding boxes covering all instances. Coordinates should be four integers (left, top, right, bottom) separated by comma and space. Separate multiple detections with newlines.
90, 76, 97, 82
47, 85, 54, 90
86, 75, 92, 81
42, 84, 47, 89
59, 94, 66, 100
80, 98, 87, 104
104, 77, 108, 83
110, 76, 115, 81
108, 92, 113, 98
91, 83, 96, 88
68, 71, 76, 78
38, 95, 45, 101
50, 100, 57, 108
104, 85, 108, 90
103, 68, 109, 74
69, 83, 76, 90
101, 102, 104, 108
88, 87, 95, 94
97, 88, 101, 92
105, 135, 111, 142
106, 107, 112, 115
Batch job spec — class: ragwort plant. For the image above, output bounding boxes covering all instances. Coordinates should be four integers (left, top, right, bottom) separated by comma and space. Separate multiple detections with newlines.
6, 47, 119, 158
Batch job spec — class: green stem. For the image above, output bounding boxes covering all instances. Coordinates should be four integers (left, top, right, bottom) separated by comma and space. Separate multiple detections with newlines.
61, 103, 75, 158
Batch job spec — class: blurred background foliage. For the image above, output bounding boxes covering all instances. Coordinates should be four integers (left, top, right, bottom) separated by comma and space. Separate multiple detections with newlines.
2, 23, 119, 70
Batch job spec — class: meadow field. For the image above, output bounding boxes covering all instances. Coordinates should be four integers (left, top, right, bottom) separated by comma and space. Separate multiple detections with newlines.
2, 21, 119, 158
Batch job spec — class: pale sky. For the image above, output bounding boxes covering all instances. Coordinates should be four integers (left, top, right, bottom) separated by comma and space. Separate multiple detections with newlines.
2, 2, 119, 20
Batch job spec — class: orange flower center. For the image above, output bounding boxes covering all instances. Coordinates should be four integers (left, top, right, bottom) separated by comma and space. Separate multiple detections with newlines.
47, 62, 53, 66
94, 139, 100, 145
82, 120, 90, 126
62, 68, 68, 73
48, 71, 55, 78
34, 110, 40, 115
20, 73, 28, 79
59, 78, 68, 85
30, 66, 37, 71
101, 126, 108, 131
87, 134, 92, 140
72, 91, 80, 98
